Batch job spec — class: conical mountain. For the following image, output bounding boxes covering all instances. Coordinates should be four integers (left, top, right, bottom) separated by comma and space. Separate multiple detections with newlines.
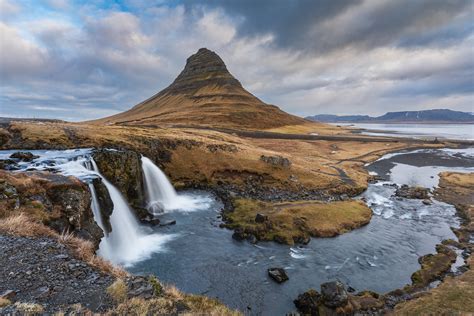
93, 48, 307, 129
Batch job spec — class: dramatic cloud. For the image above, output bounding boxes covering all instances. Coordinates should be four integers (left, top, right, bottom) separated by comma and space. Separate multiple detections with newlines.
0, 0, 473, 120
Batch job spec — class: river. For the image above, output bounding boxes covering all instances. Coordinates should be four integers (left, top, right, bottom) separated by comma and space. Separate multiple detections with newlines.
0, 147, 472, 315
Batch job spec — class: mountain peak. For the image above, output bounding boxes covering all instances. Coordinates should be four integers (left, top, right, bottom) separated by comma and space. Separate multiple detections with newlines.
166, 48, 242, 94
93, 48, 307, 129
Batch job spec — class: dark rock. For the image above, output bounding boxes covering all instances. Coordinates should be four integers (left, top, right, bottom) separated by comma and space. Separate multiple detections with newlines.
0, 171, 103, 248
160, 220, 176, 227
293, 235, 311, 244
9, 151, 39, 162
0, 159, 19, 170
92, 149, 145, 214
232, 228, 247, 241
395, 185, 430, 199
320, 281, 348, 308
207, 144, 238, 153
260, 155, 291, 168
462, 248, 471, 259
247, 234, 257, 244
45, 179, 103, 247
347, 286, 356, 293
293, 289, 320, 316
255, 213, 268, 223
422, 199, 432, 205
1, 289, 16, 300
141, 215, 161, 226
267, 267, 289, 283
126, 276, 161, 300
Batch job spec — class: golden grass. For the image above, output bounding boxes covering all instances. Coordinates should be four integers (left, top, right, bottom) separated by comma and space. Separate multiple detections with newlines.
1, 121, 428, 196
107, 279, 128, 303
226, 199, 372, 244
181, 295, 242, 316
0, 298, 11, 308
0, 213, 56, 238
0, 214, 127, 278
395, 258, 474, 315
13, 302, 44, 313
109, 295, 242, 316
265, 121, 345, 135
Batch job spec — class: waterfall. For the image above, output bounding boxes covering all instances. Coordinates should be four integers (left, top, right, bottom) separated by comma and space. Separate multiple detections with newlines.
88, 183, 107, 234
141, 156, 213, 213
141, 156, 178, 213
90, 158, 172, 267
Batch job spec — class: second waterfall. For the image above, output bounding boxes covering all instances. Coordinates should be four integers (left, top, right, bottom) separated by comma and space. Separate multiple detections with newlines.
141, 156, 212, 214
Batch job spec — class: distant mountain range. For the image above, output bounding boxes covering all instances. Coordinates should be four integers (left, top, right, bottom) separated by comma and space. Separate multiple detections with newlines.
306, 109, 474, 123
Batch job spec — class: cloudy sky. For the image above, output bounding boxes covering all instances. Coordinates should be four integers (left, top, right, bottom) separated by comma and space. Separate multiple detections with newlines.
0, 0, 473, 121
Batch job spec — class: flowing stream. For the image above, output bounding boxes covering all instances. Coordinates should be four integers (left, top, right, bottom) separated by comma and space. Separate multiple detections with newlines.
1, 147, 472, 315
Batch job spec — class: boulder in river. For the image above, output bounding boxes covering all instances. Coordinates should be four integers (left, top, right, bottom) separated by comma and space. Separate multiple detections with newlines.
9, 151, 39, 162
141, 215, 161, 226
395, 185, 430, 199
422, 199, 432, 205
267, 267, 289, 283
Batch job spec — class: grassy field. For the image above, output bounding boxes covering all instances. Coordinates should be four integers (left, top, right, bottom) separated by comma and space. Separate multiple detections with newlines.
224, 199, 372, 244
0, 120, 441, 196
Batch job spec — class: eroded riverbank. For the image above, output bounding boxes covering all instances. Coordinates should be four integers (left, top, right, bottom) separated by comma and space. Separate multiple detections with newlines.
0, 147, 472, 315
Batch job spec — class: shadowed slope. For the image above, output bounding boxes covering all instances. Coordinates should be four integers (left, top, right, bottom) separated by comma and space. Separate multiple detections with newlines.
91, 48, 307, 130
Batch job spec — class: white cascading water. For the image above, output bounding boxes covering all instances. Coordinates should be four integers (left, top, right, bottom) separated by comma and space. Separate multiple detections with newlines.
88, 183, 107, 234
90, 158, 173, 267
141, 156, 178, 213
141, 156, 211, 213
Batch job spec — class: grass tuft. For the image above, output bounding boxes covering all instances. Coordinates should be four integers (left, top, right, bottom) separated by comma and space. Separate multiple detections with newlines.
13, 302, 44, 313
0, 298, 11, 308
107, 279, 128, 303
0, 213, 56, 238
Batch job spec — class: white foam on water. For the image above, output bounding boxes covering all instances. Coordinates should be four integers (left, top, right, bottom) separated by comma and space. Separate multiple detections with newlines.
290, 248, 308, 259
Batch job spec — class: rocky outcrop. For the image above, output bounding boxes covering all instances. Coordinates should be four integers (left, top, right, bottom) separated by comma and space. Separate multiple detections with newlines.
294, 282, 384, 315
395, 185, 430, 199
260, 155, 291, 168
0, 170, 103, 247
93, 149, 145, 212
320, 281, 348, 308
293, 289, 320, 315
